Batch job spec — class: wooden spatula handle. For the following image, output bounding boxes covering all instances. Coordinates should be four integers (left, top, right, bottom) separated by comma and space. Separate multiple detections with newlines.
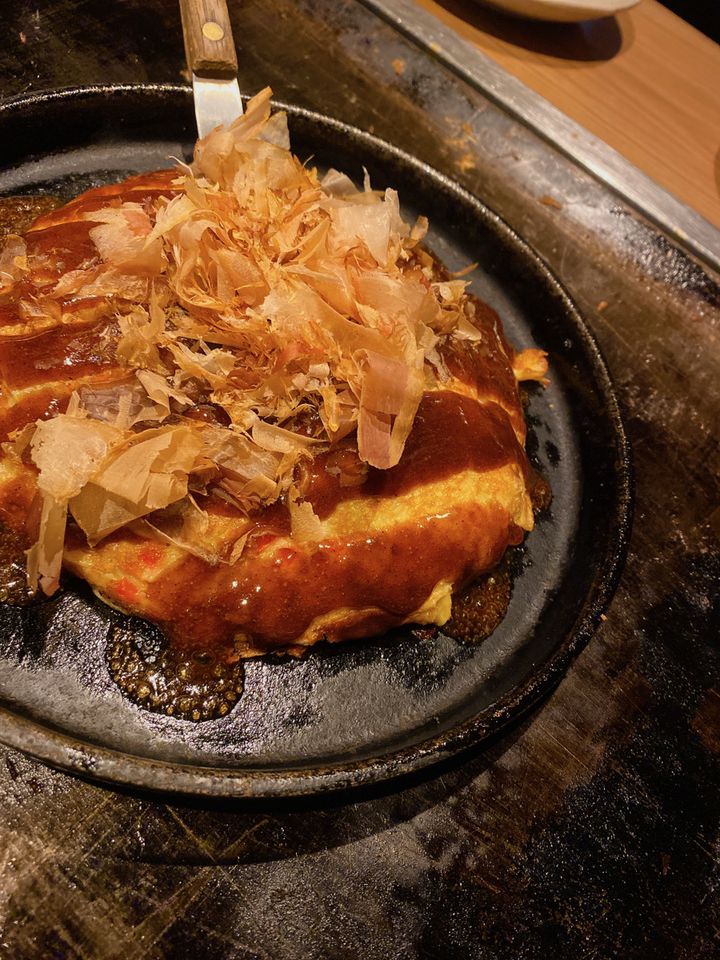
179, 0, 238, 79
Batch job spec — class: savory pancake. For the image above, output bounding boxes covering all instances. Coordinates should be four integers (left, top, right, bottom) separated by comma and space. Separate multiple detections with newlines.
0, 86, 547, 658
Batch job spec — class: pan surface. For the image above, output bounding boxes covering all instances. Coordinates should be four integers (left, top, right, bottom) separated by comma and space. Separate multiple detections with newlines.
0, 85, 631, 797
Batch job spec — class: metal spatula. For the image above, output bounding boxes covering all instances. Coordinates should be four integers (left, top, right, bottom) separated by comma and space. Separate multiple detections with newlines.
179, 0, 244, 137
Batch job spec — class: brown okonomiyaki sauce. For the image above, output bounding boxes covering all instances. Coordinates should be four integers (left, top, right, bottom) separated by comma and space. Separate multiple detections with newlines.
443, 568, 513, 643
0, 195, 62, 237
0, 445, 38, 605
0, 521, 34, 605
0, 194, 550, 721
106, 619, 244, 722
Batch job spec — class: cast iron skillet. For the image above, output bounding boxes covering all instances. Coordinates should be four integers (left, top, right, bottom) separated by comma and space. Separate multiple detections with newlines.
0, 85, 632, 797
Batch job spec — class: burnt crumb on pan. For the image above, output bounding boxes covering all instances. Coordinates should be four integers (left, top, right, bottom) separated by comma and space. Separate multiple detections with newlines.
444, 567, 512, 644
529, 468, 552, 513
106, 618, 244, 722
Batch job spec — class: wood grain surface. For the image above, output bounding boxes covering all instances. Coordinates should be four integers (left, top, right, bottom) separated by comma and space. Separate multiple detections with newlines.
179, 0, 238, 77
0, 1, 719, 958
413, 0, 720, 228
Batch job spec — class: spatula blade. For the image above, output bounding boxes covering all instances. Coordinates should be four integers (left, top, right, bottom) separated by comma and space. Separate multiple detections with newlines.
192, 74, 243, 139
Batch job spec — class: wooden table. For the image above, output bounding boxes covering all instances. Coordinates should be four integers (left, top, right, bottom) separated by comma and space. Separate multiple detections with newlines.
415, 0, 720, 228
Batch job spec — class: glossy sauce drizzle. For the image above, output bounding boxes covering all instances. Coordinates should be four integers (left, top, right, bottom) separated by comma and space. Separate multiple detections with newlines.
106, 619, 244, 722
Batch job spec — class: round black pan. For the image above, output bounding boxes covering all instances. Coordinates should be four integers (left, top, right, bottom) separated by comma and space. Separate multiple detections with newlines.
0, 85, 632, 797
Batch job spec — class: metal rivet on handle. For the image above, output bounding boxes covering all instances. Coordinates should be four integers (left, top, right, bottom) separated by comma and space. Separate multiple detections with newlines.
202, 21, 225, 41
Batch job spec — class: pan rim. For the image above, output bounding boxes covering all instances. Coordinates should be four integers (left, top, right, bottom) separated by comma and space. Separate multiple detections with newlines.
0, 83, 633, 798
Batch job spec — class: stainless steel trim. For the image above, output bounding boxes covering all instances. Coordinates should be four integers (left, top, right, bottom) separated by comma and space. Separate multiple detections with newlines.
358, 0, 720, 273
191, 75, 243, 138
